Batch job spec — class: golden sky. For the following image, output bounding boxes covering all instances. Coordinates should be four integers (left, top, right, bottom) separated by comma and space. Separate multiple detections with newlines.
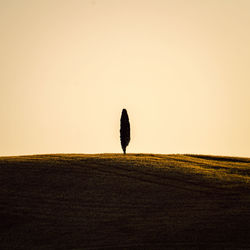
1, 0, 250, 156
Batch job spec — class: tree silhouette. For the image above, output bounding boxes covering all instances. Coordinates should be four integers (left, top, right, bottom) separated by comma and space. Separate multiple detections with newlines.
120, 109, 130, 154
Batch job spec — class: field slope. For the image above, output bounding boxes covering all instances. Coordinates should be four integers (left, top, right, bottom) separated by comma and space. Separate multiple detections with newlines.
0, 154, 250, 249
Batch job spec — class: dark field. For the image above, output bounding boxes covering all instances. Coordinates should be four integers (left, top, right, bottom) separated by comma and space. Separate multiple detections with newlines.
0, 154, 250, 249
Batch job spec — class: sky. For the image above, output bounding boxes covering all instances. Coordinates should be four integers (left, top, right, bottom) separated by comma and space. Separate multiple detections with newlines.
1, 0, 250, 157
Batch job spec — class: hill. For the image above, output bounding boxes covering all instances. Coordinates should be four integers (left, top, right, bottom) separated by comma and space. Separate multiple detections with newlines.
0, 154, 250, 249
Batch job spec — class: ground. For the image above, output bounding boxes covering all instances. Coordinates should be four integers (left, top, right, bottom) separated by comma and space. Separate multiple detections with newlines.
0, 154, 250, 249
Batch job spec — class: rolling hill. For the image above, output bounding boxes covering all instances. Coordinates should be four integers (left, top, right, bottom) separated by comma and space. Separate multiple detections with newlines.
0, 154, 250, 249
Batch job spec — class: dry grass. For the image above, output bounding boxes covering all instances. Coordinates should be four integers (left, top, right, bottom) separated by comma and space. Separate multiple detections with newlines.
0, 153, 250, 249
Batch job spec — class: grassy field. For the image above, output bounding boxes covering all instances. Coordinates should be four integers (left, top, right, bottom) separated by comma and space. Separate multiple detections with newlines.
0, 153, 250, 249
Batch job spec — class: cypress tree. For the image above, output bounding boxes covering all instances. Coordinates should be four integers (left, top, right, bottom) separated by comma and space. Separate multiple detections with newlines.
120, 109, 130, 154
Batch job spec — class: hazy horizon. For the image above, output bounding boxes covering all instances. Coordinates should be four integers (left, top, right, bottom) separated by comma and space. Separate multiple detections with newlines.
1, 0, 250, 157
